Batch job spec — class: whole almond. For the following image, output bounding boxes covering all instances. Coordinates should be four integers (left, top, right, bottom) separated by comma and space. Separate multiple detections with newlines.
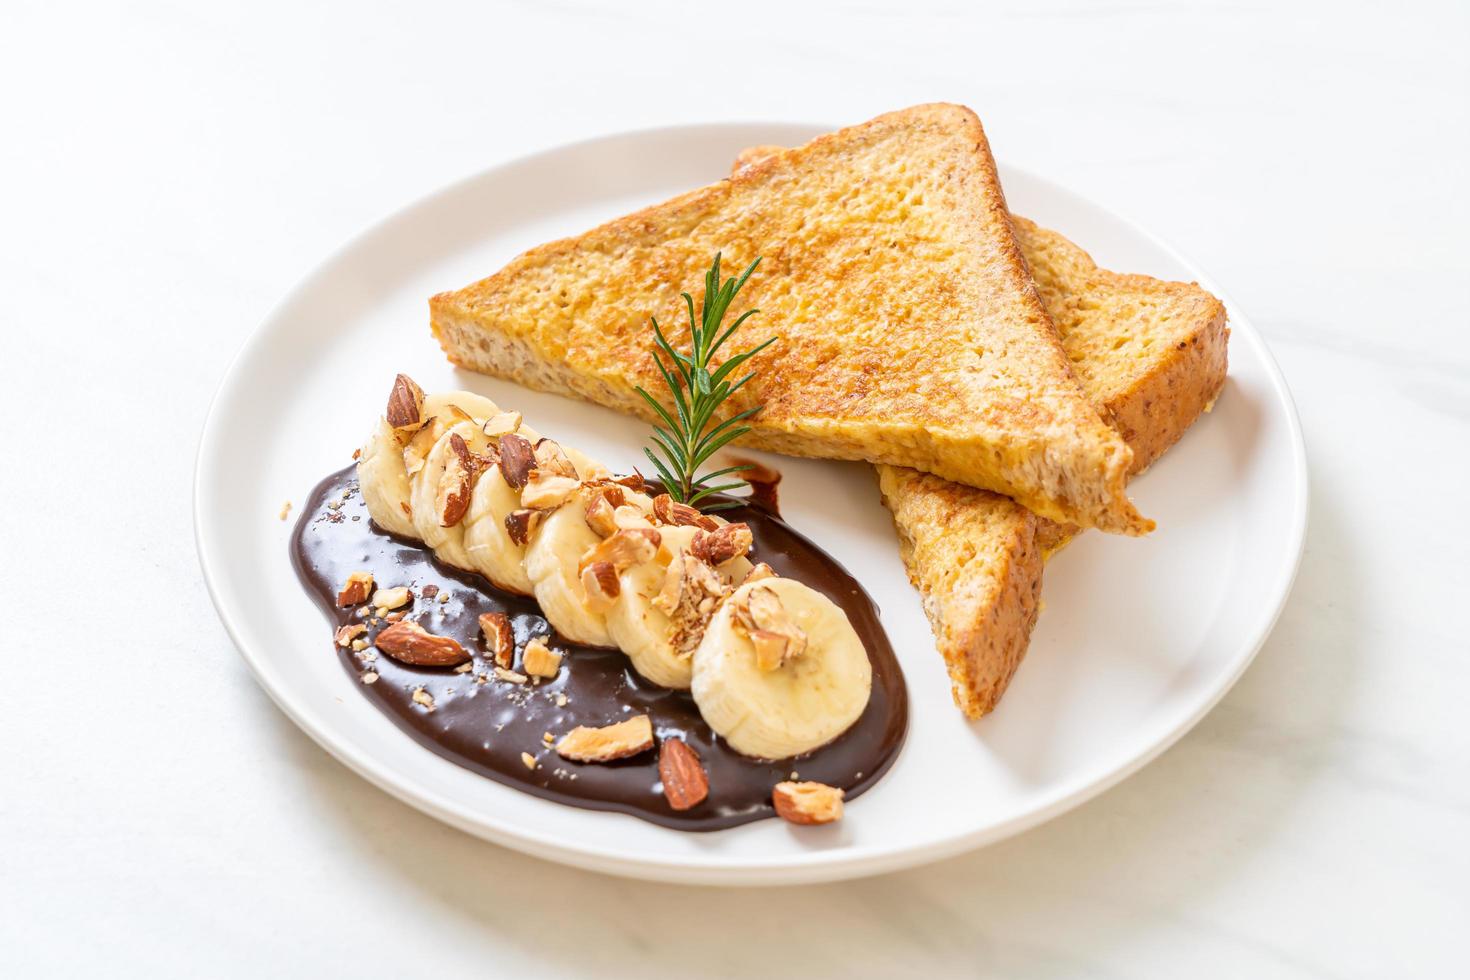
375, 620, 468, 667
498, 432, 536, 489
658, 739, 709, 811
385, 373, 425, 429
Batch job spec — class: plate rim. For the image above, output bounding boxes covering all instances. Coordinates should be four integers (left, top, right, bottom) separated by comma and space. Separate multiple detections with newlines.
194, 121, 1309, 885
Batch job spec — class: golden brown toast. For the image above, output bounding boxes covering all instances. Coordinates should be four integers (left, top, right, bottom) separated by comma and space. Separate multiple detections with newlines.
431, 105, 1151, 535
879, 218, 1227, 716
733, 143, 1227, 716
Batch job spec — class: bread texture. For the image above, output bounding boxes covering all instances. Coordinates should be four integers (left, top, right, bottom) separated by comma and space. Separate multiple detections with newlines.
431, 104, 1150, 535
731, 145, 1229, 717
878, 217, 1228, 717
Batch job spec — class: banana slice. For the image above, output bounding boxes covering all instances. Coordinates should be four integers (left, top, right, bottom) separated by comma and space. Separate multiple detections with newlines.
606, 523, 753, 689
358, 417, 417, 537
523, 493, 618, 646
408, 419, 493, 570
691, 578, 871, 759
357, 389, 498, 536
523, 487, 656, 647
460, 443, 607, 594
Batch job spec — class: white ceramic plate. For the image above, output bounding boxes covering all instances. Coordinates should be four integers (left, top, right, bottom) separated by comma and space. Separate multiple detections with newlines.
195, 123, 1307, 886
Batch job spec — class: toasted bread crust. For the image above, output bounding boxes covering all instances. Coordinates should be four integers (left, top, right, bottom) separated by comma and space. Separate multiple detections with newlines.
432, 105, 1149, 534
878, 466, 1043, 717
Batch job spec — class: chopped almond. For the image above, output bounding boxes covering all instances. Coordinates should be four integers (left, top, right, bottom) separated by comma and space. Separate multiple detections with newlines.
772, 781, 844, 825
479, 611, 515, 669
522, 637, 563, 679
336, 571, 374, 607
691, 522, 754, 567
584, 495, 619, 537
579, 528, 660, 573
555, 716, 655, 762
504, 508, 545, 546
520, 471, 580, 509
581, 560, 620, 613
481, 410, 523, 438
532, 438, 579, 479
371, 586, 412, 612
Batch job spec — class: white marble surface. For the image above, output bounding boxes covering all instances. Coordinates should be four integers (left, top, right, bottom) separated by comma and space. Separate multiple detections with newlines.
2, 0, 1466, 976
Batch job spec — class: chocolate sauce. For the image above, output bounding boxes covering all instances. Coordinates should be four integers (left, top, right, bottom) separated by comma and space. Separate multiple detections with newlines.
290, 466, 906, 831
725, 456, 782, 516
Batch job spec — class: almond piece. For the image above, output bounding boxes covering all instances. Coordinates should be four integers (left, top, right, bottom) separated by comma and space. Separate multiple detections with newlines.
614, 473, 649, 493
652, 554, 728, 660
555, 715, 655, 762
498, 432, 536, 489
375, 620, 469, 667
772, 781, 844, 825
479, 611, 515, 669
336, 571, 374, 607
442, 403, 475, 425
651, 493, 719, 531
733, 585, 806, 670
584, 495, 619, 537
750, 629, 791, 672
436, 433, 475, 527
335, 623, 368, 647
690, 522, 754, 567
742, 562, 776, 585
522, 636, 562, 678
504, 508, 545, 546
581, 560, 620, 612
371, 586, 412, 612
578, 527, 660, 573
402, 417, 441, 476
658, 739, 709, 811
532, 438, 578, 479
592, 483, 626, 508
385, 373, 425, 429
481, 410, 523, 438
520, 471, 580, 510
613, 504, 651, 531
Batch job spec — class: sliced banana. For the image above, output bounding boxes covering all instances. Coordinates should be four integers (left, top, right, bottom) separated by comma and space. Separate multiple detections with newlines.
358, 417, 417, 537
691, 578, 871, 759
408, 419, 493, 570
523, 493, 619, 647
357, 389, 498, 536
606, 523, 753, 689
460, 424, 614, 594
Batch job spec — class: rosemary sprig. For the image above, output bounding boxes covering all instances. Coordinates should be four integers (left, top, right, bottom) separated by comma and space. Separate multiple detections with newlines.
634, 252, 776, 510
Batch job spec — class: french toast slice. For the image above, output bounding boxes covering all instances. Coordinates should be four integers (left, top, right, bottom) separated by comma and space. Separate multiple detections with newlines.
733, 144, 1228, 716
879, 217, 1227, 716
431, 104, 1151, 535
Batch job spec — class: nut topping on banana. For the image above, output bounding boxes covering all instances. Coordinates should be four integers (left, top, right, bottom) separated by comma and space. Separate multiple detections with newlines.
355, 375, 874, 763
691, 578, 872, 760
